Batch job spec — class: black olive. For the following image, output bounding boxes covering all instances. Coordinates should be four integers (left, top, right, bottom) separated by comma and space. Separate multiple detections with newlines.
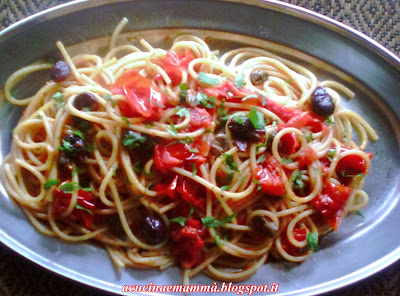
50, 61, 70, 82
250, 70, 268, 85
228, 116, 261, 142
73, 92, 99, 111
60, 134, 89, 160
251, 216, 277, 238
140, 215, 166, 244
121, 129, 154, 161
311, 86, 335, 118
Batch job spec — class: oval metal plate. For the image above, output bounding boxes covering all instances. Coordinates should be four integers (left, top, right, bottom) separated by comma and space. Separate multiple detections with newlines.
0, 1, 399, 295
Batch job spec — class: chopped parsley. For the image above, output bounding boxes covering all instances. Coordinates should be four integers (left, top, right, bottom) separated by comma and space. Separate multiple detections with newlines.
292, 171, 304, 190
170, 216, 186, 227
175, 107, 190, 117
198, 72, 220, 85
44, 179, 61, 190
235, 73, 245, 88
103, 94, 116, 107
306, 232, 319, 252
192, 163, 197, 176
166, 122, 178, 136
222, 153, 239, 174
59, 181, 87, 193
74, 204, 93, 215
281, 157, 294, 163
196, 92, 216, 109
220, 185, 231, 191
201, 213, 237, 228
122, 132, 147, 149
356, 210, 365, 218
327, 148, 336, 161
249, 107, 265, 129
52, 92, 64, 108
256, 154, 267, 164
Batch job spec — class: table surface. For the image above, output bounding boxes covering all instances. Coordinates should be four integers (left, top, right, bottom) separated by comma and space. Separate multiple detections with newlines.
0, 0, 399, 295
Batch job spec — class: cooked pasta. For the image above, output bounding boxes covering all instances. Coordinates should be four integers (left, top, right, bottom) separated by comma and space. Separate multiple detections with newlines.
1, 18, 378, 284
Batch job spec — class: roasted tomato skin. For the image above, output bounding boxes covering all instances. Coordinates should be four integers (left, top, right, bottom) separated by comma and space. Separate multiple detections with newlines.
312, 181, 351, 230
52, 182, 95, 230
171, 217, 205, 269
112, 70, 166, 119
254, 155, 285, 197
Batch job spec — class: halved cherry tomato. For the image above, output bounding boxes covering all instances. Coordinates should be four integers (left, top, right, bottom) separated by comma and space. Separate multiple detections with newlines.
153, 138, 210, 173
336, 147, 372, 182
177, 178, 206, 209
312, 181, 351, 230
171, 217, 205, 269
280, 227, 307, 257
155, 175, 179, 199
112, 70, 166, 119
263, 99, 302, 122
254, 154, 285, 197
188, 107, 213, 130
279, 132, 300, 155
162, 50, 195, 86
297, 146, 318, 168
203, 81, 255, 103
52, 183, 95, 230
283, 111, 327, 133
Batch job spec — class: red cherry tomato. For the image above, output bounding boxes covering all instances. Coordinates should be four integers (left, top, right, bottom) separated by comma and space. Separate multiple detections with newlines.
312, 181, 351, 230
254, 155, 285, 197
112, 70, 166, 119
52, 183, 95, 230
162, 50, 195, 86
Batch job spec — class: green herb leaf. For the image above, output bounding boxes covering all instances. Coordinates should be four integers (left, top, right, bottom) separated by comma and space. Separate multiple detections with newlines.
341, 170, 364, 178
59, 182, 82, 193
261, 96, 267, 107
325, 117, 335, 125
196, 92, 216, 109
72, 129, 84, 140
74, 204, 93, 215
215, 232, 221, 246
306, 232, 319, 252
59, 139, 73, 153
122, 132, 147, 149
356, 210, 365, 218
103, 94, 116, 107
192, 163, 197, 176
44, 179, 61, 190
220, 185, 231, 191
198, 72, 220, 85
121, 116, 130, 124
302, 133, 313, 142
201, 213, 237, 228
327, 148, 336, 162
292, 171, 304, 190
188, 148, 199, 153
233, 115, 245, 124
249, 107, 265, 129
52, 92, 64, 108
281, 157, 294, 163
166, 122, 178, 136
179, 83, 188, 104
175, 107, 190, 117
235, 73, 245, 88
256, 154, 267, 164
222, 153, 239, 174
170, 216, 186, 227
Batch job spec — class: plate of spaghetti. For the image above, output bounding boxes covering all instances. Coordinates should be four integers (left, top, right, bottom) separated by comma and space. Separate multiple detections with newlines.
0, 1, 399, 295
